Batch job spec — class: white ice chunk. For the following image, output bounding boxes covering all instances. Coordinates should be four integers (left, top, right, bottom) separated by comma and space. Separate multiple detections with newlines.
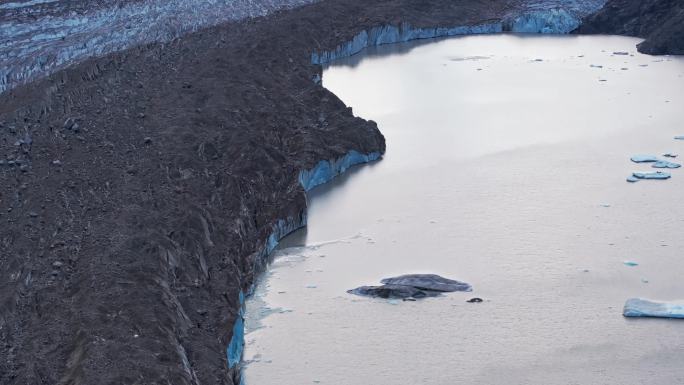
623, 298, 684, 319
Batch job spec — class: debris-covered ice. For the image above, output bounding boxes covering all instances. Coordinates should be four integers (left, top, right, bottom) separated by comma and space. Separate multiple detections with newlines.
380, 274, 472, 292
347, 284, 442, 299
623, 298, 684, 319
630, 155, 659, 163
632, 171, 671, 180
348, 274, 472, 300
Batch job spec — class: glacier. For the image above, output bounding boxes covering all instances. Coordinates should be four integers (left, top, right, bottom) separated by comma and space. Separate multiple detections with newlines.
0, 0, 322, 93
311, 2, 606, 66
623, 298, 684, 319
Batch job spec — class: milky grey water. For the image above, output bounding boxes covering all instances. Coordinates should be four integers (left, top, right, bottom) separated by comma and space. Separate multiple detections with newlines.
244, 34, 684, 384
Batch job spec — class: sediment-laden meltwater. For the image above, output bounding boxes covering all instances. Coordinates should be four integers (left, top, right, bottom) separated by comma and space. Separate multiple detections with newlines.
244, 35, 684, 384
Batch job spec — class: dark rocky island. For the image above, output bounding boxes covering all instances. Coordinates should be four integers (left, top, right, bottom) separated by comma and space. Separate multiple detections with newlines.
1, 0, 682, 384
577, 0, 684, 55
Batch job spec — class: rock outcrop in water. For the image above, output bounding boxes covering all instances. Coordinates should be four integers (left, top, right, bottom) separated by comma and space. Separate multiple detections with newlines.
349, 274, 472, 299
577, 0, 684, 55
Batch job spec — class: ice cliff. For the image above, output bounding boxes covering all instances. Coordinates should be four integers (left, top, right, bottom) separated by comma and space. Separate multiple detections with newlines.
311, 1, 606, 65
227, 149, 379, 377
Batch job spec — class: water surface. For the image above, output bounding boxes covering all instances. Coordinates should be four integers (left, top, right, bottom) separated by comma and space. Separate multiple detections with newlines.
244, 34, 684, 384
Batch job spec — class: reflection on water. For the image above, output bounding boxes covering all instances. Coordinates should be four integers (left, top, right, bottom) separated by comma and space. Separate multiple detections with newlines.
244, 34, 684, 385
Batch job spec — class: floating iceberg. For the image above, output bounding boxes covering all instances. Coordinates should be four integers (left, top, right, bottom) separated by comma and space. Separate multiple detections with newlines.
632, 171, 671, 180
675, 136, 684, 140
623, 298, 684, 319
626, 176, 639, 183
623, 260, 639, 267
630, 155, 659, 163
652, 160, 681, 169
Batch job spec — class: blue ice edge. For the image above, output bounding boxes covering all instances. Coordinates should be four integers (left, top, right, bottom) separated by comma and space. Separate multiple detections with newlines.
624, 298, 684, 319
311, 10, 584, 66
227, 149, 381, 378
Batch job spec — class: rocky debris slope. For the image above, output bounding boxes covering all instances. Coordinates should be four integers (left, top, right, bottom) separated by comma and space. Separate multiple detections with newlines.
577, 0, 684, 55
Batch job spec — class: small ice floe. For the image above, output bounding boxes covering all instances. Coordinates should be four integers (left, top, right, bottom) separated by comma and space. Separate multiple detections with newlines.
630, 154, 659, 163
641, 278, 649, 284
626, 176, 640, 183
632, 171, 671, 180
599, 79, 608, 82
623, 260, 639, 267
663, 153, 678, 158
590, 64, 603, 68
620, 67, 629, 71
600, 203, 611, 208
639, 64, 649, 67
675, 136, 684, 140
466, 297, 483, 303
652, 160, 681, 169
532, 58, 543, 62
623, 298, 684, 319
305, 284, 317, 289
613, 51, 629, 56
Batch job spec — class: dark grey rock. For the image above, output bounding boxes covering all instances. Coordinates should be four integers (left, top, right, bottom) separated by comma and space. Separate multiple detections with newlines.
380, 274, 472, 292
347, 284, 441, 299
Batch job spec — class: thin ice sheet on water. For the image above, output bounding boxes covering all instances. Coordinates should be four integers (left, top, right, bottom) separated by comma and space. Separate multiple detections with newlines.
632, 171, 671, 180
652, 160, 681, 169
630, 155, 660, 163
623, 298, 684, 319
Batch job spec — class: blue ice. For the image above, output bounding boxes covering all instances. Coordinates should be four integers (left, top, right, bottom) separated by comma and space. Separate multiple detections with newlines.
623, 298, 684, 319
652, 160, 681, 169
630, 155, 659, 163
623, 260, 639, 267
632, 171, 671, 180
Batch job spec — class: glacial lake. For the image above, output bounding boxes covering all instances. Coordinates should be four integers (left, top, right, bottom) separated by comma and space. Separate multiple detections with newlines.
244, 34, 684, 384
